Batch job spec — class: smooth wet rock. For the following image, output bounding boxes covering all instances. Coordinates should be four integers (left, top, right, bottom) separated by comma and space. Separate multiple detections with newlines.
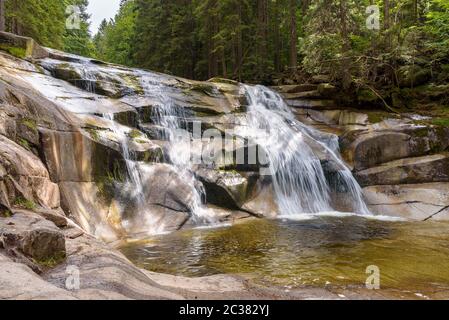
271, 84, 318, 94
196, 168, 258, 209
340, 125, 449, 170
40, 129, 129, 183
286, 99, 336, 110
355, 153, 449, 187
363, 183, 449, 221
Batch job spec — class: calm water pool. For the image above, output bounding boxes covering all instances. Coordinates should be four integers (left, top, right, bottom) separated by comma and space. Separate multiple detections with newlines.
120, 214, 449, 297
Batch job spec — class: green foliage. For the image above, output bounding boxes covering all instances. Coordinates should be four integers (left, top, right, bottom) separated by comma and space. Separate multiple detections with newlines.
17, 138, 31, 151
86, 128, 100, 141
0, 44, 26, 58
5, 0, 66, 49
4, 0, 93, 56
93, 0, 299, 82
430, 118, 449, 127
63, 0, 95, 57
33, 252, 66, 268
13, 197, 36, 210
128, 129, 142, 139
21, 118, 38, 132
94, 0, 137, 64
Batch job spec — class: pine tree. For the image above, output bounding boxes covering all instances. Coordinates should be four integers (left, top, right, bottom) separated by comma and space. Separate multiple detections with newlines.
63, 0, 95, 57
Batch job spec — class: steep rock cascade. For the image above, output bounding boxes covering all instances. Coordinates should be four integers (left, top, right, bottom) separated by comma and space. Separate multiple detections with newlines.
0, 45, 370, 239
239, 85, 369, 215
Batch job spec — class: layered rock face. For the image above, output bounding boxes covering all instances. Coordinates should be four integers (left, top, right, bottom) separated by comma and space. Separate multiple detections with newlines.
274, 82, 449, 221
0, 32, 276, 243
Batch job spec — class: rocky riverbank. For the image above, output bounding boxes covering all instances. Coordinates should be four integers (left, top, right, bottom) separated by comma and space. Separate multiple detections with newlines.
1, 32, 448, 300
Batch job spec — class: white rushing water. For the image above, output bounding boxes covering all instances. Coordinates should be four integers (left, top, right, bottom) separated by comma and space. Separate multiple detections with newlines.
137, 71, 215, 223
240, 85, 369, 215
30, 54, 370, 231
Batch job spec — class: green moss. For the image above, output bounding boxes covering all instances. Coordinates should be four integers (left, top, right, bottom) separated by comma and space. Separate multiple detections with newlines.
0, 44, 27, 58
189, 83, 218, 96
0, 209, 12, 218
21, 118, 38, 133
13, 197, 36, 210
18, 138, 31, 151
208, 77, 239, 85
128, 129, 142, 139
430, 118, 449, 127
366, 112, 388, 124
34, 252, 66, 268
86, 128, 100, 141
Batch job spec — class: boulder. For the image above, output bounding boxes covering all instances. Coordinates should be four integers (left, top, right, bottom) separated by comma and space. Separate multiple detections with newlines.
0, 212, 66, 262
281, 90, 322, 100
310, 75, 331, 84
0, 31, 49, 59
340, 125, 449, 170
271, 84, 318, 94
363, 183, 449, 221
286, 99, 336, 110
0, 135, 60, 210
317, 83, 338, 97
40, 129, 132, 183
355, 153, 449, 187
196, 168, 258, 209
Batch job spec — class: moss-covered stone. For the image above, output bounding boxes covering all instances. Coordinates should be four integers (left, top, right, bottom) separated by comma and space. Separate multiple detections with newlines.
0, 44, 27, 58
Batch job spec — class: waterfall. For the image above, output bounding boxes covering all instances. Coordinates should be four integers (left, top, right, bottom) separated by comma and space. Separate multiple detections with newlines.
240, 85, 369, 215
137, 72, 214, 223
102, 113, 146, 204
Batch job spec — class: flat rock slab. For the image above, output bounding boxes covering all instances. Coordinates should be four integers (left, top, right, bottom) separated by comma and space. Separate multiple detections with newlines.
355, 153, 449, 187
0, 212, 66, 261
364, 183, 449, 221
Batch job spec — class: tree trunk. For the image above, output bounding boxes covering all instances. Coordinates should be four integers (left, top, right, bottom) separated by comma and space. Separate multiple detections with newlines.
273, 0, 281, 73
234, 1, 243, 80
257, 0, 268, 78
0, 0, 5, 32
338, 0, 351, 89
289, 0, 297, 71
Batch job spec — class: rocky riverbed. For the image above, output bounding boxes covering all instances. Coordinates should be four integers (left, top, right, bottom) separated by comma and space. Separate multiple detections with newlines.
1, 32, 449, 300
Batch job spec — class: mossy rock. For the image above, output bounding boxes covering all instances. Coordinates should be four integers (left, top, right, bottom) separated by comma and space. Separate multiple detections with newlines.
0, 44, 26, 58
208, 77, 239, 85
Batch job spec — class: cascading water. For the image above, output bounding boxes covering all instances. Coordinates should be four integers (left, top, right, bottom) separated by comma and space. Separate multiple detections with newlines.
102, 113, 146, 204
137, 72, 214, 222
240, 85, 369, 215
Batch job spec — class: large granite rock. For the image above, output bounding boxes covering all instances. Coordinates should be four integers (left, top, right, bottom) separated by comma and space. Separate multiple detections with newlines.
0, 32, 49, 59
0, 135, 60, 210
0, 211, 66, 264
364, 183, 449, 221
341, 125, 449, 170
196, 168, 258, 209
355, 153, 449, 187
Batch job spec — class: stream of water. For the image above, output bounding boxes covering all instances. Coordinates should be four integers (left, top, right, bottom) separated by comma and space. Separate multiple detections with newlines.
121, 216, 449, 298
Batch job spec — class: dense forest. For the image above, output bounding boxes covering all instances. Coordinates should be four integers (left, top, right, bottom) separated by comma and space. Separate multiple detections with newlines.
0, 0, 448, 110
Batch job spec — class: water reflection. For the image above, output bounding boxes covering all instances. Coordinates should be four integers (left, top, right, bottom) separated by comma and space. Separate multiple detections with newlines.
120, 216, 449, 295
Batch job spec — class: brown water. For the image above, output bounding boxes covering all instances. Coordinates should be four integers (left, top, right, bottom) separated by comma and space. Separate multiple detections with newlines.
120, 215, 449, 297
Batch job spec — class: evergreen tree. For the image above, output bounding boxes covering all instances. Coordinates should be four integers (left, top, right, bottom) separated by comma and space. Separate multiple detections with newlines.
63, 0, 95, 57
